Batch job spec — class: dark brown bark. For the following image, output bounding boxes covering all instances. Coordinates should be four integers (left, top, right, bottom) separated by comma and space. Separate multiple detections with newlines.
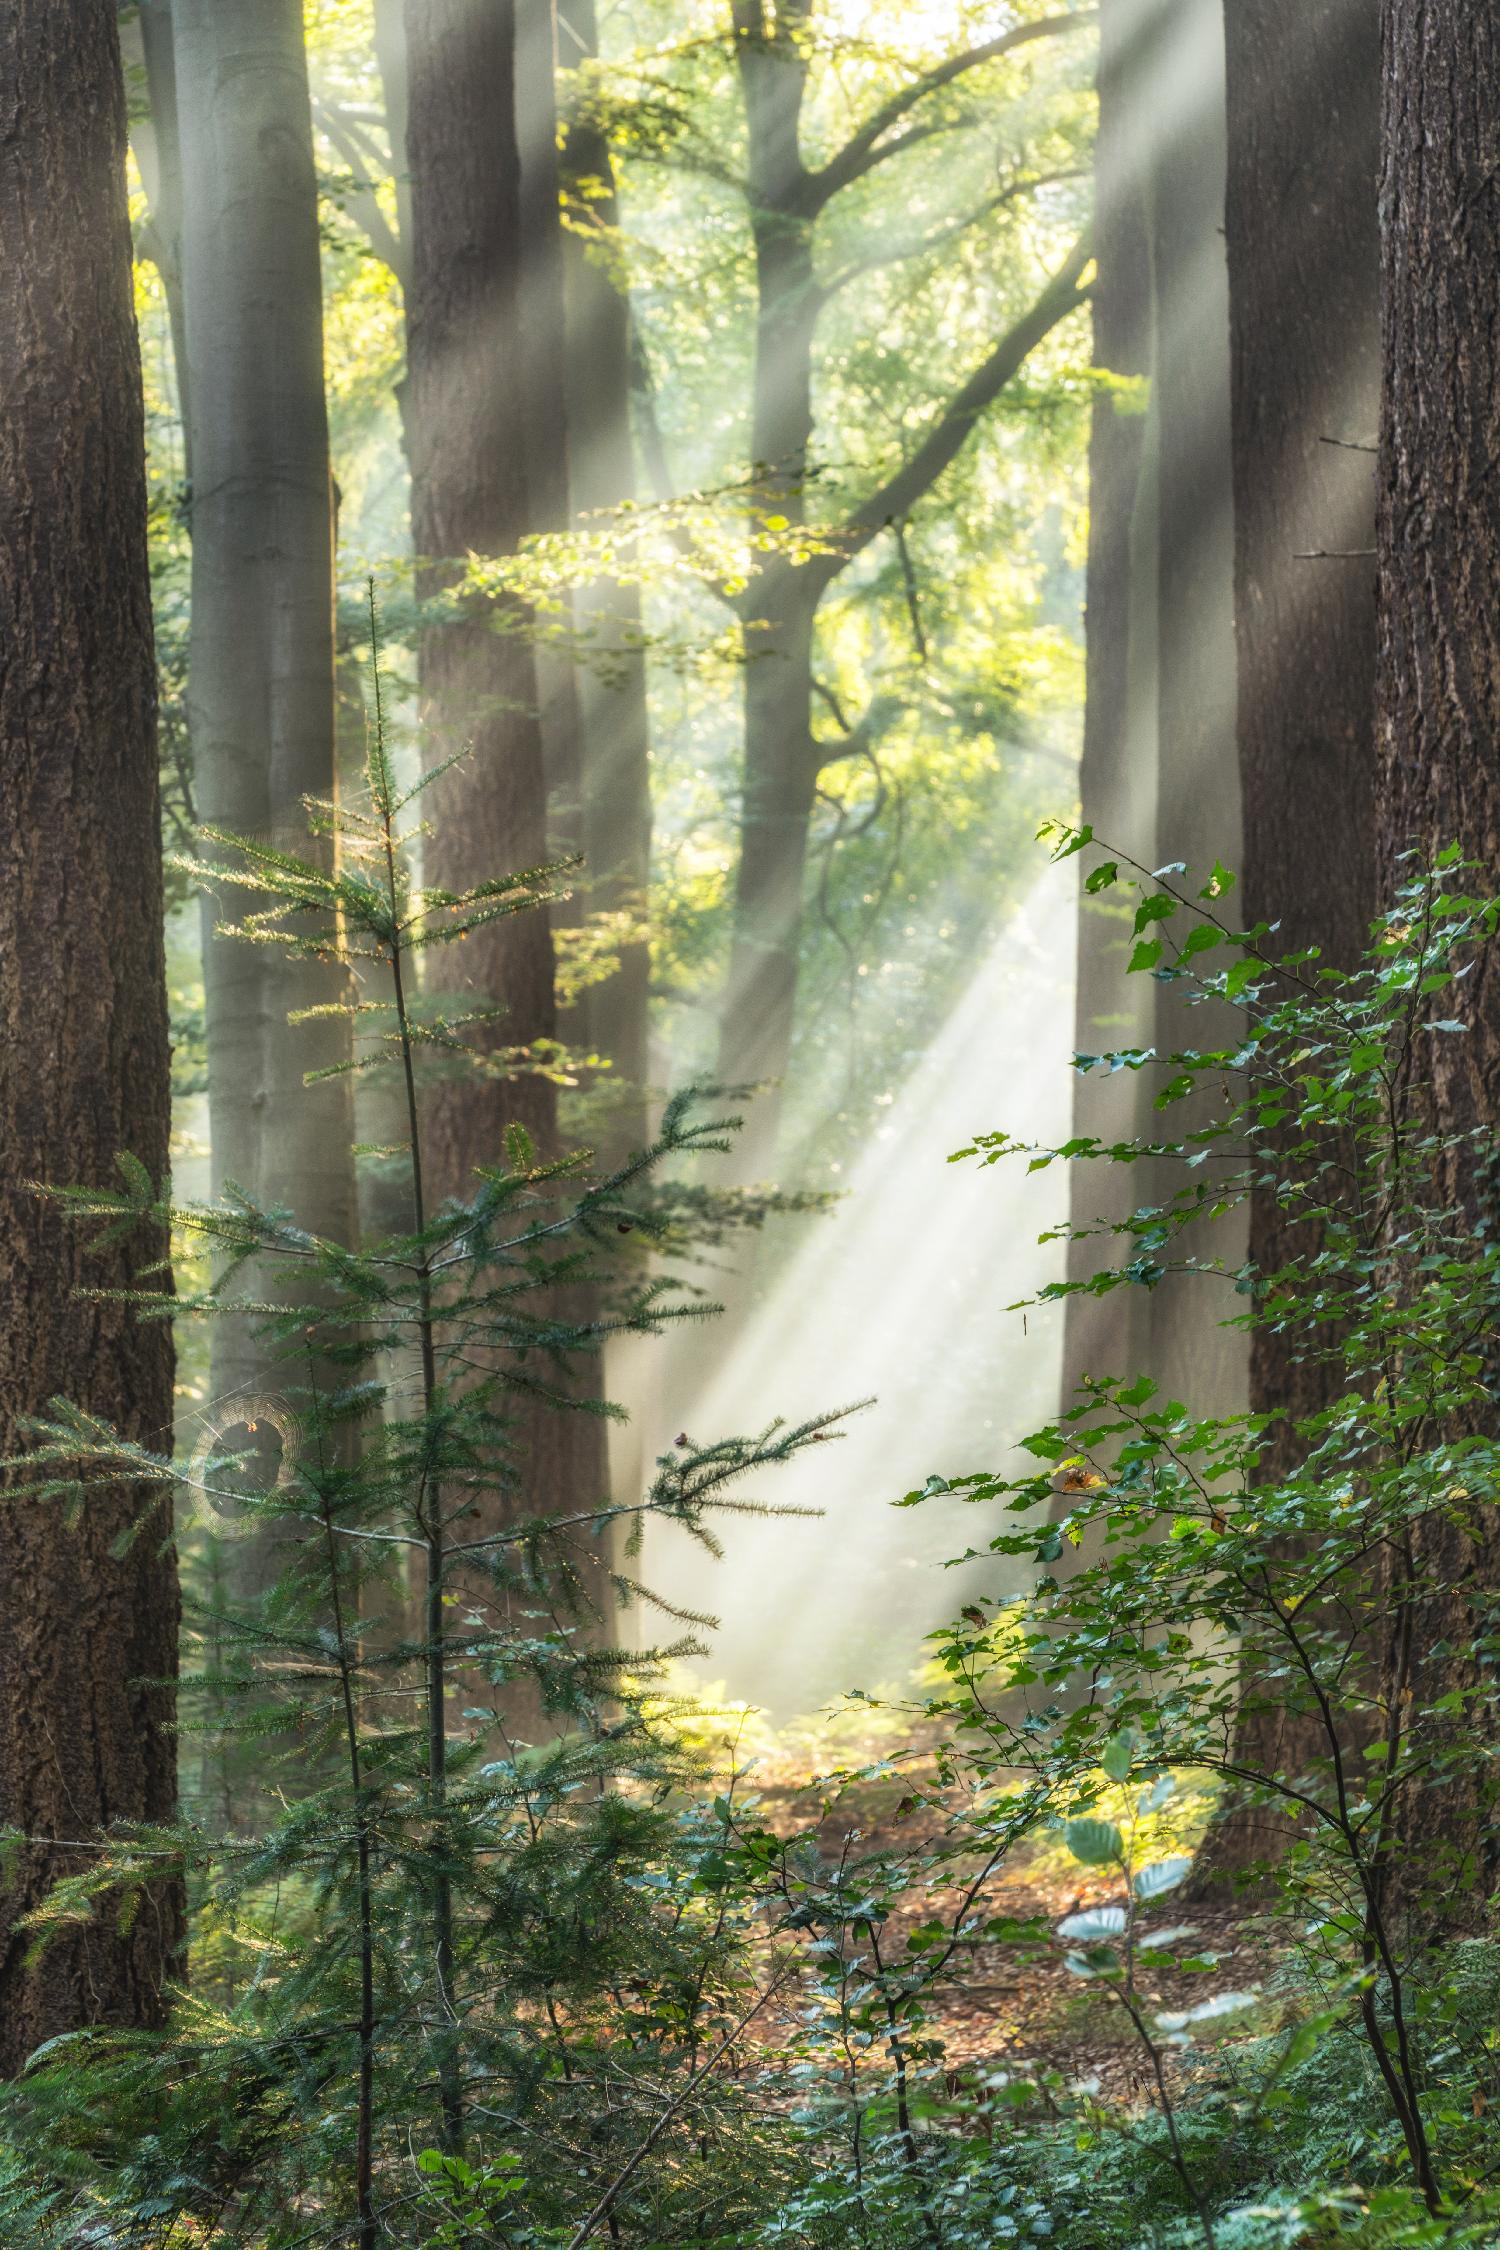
405, 0, 558, 1176
559, 0, 654, 1162
403, 0, 611, 1686
1375, 0, 1500, 1918
1192, 0, 1380, 1888
0, 0, 183, 2068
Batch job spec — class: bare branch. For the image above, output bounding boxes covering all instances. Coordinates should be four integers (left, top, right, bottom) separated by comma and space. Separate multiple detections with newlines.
804, 10, 1098, 212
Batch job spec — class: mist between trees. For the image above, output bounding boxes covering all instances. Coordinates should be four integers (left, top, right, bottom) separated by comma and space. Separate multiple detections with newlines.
3, 1, 1500, 2244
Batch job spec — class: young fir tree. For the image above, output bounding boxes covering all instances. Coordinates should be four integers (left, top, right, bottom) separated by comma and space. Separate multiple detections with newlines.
0, 605, 840, 2247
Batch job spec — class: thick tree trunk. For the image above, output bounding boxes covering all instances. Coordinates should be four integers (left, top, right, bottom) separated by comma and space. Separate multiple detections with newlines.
559, 0, 654, 1164
404, 0, 558, 1174
403, 0, 610, 1682
176, 0, 359, 1592
0, 0, 183, 2068
1191, 0, 1380, 1890
1375, 0, 1500, 1919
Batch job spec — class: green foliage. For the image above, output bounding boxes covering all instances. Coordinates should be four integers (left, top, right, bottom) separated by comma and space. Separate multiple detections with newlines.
0, 612, 842, 2246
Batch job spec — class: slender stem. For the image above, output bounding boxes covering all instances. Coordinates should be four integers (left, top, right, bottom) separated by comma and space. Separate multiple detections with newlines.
318, 1479, 378, 2250
368, 584, 462, 2152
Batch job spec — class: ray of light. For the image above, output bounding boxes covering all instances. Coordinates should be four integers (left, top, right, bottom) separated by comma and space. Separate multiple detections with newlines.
636, 870, 1077, 1715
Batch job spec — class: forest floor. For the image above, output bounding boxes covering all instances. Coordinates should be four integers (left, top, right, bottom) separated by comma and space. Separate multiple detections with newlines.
716, 1711, 1284, 2108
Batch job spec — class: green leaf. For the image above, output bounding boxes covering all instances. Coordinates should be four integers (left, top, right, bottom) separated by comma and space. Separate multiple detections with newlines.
1085, 861, 1119, 894
1129, 939, 1163, 974
1057, 1906, 1126, 1942
1134, 1855, 1192, 1899
1100, 1729, 1136, 1783
1064, 1818, 1124, 1868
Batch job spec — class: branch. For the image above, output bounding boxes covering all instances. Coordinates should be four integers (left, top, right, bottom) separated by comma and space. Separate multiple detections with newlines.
312, 96, 408, 289
808, 228, 1092, 593
804, 10, 1097, 212
564, 1957, 797, 2250
819, 168, 1086, 299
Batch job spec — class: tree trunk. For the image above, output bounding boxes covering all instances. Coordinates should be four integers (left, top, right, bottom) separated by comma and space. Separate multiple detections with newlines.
175, 0, 359, 1592
403, 0, 611, 1686
122, 0, 190, 472
1191, 0, 1380, 1890
0, 0, 183, 2068
559, 0, 654, 1165
1060, 0, 1159, 1408
1375, 0, 1500, 1919
1145, 0, 1245, 1423
716, 0, 821, 1176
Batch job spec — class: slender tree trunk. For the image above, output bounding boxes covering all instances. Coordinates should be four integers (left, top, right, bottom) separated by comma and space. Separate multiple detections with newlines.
559, 0, 654, 1164
403, 0, 611, 1686
0, 0, 183, 2069
122, 0, 190, 472
175, 0, 359, 1591
1375, 0, 1500, 1921
1190, 0, 1380, 1890
1060, 0, 1159, 1407
1145, 0, 1245, 1422
716, 0, 821, 1176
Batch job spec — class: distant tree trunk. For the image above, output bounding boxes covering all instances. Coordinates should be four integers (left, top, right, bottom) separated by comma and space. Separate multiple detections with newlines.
716, 0, 821, 1178
0, 0, 183, 2068
122, 0, 190, 469
713, 1, 1091, 1180
1061, 0, 1158, 1407
1145, 0, 1244, 1422
559, 0, 654, 1164
403, 0, 610, 1671
1190, 0, 1379, 1890
1375, 0, 1500, 1918
175, 0, 359, 1590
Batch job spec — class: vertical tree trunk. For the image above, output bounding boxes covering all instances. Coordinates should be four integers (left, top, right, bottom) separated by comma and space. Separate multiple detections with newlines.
175, 0, 359, 1589
1145, 0, 1245, 1423
0, 0, 183, 2068
559, 0, 654, 1164
122, 0, 190, 469
1191, 0, 1380, 1889
403, 0, 610, 1676
717, 0, 821, 1177
404, 0, 558, 1174
1375, 0, 1500, 1916
1060, 0, 1159, 1406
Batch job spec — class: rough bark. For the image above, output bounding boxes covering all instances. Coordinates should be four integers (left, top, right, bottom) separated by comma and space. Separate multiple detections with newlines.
1375, 0, 1500, 1917
403, 0, 611, 1683
404, 0, 558, 1173
0, 0, 183, 2068
559, 0, 654, 1163
175, 0, 359, 1591
1191, 0, 1380, 1889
